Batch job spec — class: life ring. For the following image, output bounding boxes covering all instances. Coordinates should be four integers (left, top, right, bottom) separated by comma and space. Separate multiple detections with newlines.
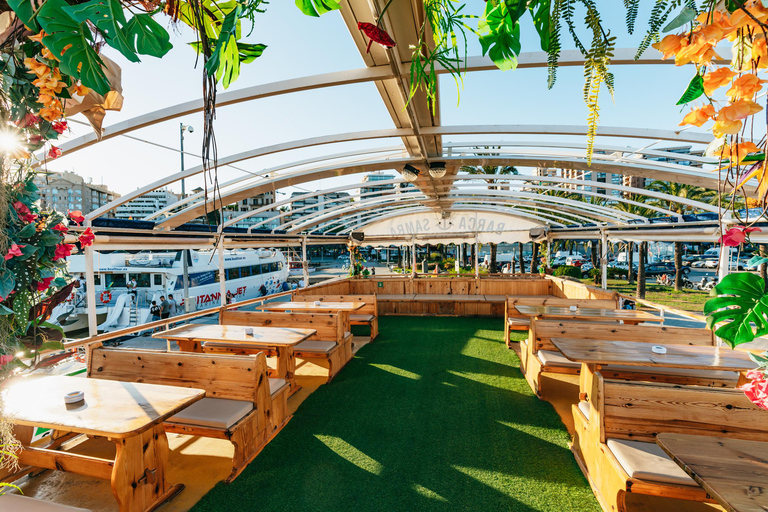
100, 290, 112, 303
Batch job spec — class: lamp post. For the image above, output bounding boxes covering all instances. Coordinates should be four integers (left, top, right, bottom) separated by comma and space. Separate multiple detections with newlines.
180, 123, 193, 312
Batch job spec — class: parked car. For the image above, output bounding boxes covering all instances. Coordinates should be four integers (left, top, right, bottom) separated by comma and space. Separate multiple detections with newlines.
643, 262, 690, 277
691, 256, 717, 268
704, 259, 719, 269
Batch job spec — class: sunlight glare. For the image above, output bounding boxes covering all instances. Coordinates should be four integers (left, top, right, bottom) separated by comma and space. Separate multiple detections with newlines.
314, 435, 383, 475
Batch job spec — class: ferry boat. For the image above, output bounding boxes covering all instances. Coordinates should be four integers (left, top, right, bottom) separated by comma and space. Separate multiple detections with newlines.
52, 248, 290, 335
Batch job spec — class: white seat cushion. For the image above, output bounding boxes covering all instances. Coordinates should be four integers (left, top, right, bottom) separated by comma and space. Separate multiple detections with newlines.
350, 314, 375, 322
168, 397, 253, 429
0, 495, 91, 512
269, 378, 288, 396
606, 439, 698, 487
537, 350, 580, 369
603, 365, 739, 384
577, 401, 590, 420
295, 340, 337, 354
507, 318, 531, 326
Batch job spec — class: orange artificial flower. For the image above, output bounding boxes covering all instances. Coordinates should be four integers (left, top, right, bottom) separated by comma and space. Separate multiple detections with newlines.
39, 106, 63, 122
703, 67, 736, 95
23, 57, 49, 78
28, 30, 45, 43
713, 99, 763, 137
727, 141, 761, 164
37, 94, 58, 107
72, 83, 90, 96
680, 104, 716, 127
652, 34, 685, 60
727, 73, 767, 100
41, 47, 58, 61
33, 75, 66, 95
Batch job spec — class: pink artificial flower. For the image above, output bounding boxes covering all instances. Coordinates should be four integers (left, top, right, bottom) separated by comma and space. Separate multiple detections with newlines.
741, 370, 768, 411
48, 145, 62, 159
13, 201, 37, 223
4, 243, 24, 261
78, 227, 94, 247
17, 113, 39, 127
53, 243, 73, 260
0, 355, 13, 367
720, 226, 762, 247
68, 210, 84, 224
36, 276, 54, 292
51, 120, 67, 134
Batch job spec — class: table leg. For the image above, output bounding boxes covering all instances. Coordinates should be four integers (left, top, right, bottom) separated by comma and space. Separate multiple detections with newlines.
274, 346, 299, 395
175, 339, 201, 352
111, 424, 182, 512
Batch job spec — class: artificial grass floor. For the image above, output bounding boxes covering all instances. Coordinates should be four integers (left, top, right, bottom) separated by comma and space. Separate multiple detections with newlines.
191, 317, 601, 512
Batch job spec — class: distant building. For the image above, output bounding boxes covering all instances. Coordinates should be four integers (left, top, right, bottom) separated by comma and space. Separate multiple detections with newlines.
35, 171, 119, 216
114, 188, 178, 220
361, 172, 395, 197
222, 192, 280, 230
290, 191, 352, 221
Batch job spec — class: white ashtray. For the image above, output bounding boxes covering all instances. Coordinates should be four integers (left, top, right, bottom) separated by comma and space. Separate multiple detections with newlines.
65, 391, 84, 404
244, 327, 254, 336
569, 305, 578, 311
651, 345, 667, 355
314, 301, 322, 306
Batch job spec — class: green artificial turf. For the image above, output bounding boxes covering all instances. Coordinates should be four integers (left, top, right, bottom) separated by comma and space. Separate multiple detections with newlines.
192, 317, 600, 512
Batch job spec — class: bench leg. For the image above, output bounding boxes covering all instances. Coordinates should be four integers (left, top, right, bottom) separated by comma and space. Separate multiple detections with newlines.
370, 317, 379, 341
226, 415, 268, 483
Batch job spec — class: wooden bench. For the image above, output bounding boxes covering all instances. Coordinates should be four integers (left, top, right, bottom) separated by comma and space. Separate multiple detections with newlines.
376, 293, 508, 317
219, 310, 353, 383
0, 495, 91, 511
86, 343, 287, 483
520, 319, 734, 397
294, 294, 379, 341
572, 374, 768, 512
504, 297, 619, 346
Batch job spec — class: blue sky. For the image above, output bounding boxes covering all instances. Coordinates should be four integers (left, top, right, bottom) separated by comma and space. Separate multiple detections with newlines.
44, 2, 706, 200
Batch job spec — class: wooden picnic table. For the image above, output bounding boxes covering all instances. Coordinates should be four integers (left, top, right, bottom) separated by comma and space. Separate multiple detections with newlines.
2, 374, 204, 512
657, 433, 768, 512
256, 301, 365, 312
515, 304, 660, 325
155, 323, 316, 394
550, 338, 756, 373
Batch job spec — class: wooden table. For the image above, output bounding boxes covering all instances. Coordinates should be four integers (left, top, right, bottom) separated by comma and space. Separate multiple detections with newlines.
515, 304, 661, 325
657, 433, 768, 512
2, 375, 204, 512
551, 338, 754, 399
155, 324, 316, 393
256, 301, 365, 312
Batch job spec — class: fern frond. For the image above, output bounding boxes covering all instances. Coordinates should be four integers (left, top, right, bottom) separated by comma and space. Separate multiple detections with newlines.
623, 0, 640, 34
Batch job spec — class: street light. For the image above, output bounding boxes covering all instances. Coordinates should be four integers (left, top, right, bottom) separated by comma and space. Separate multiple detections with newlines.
180, 123, 193, 312
180, 123, 194, 198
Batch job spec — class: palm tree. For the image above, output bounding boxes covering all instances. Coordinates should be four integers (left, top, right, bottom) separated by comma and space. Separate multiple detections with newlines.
648, 182, 716, 291
612, 195, 655, 285
460, 165, 519, 272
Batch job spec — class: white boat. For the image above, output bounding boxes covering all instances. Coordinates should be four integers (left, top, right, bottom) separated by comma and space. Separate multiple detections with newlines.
52, 248, 290, 335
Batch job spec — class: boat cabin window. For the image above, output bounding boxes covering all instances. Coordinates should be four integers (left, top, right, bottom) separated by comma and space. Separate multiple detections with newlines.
241, 266, 252, 277
214, 272, 220, 283
105, 274, 126, 288
270, 262, 279, 272
260, 264, 270, 274
250, 265, 261, 275
154, 274, 162, 286
94, 275, 101, 285
135, 274, 151, 288
226, 268, 240, 280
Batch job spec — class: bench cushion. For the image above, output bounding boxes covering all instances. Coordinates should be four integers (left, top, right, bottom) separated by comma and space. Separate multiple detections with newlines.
168, 397, 253, 429
295, 339, 337, 354
603, 365, 739, 384
269, 378, 288, 396
507, 318, 531, 326
606, 439, 698, 487
350, 314, 375, 322
577, 401, 590, 420
537, 350, 580, 369
0, 495, 91, 512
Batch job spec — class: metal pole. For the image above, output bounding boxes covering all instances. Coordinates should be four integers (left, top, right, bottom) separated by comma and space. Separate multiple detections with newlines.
180, 123, 191, 312
411, 236, 416, 278
180, 123, 185, 198
85, 241, 97, 336
718, 242, 729, 282
218, 236, 227, 306
474, 238, 479, 279
301, 237, 309, 288
601, 230, 608, 290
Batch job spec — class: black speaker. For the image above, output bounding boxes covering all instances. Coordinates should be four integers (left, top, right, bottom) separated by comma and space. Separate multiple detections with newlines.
350, 232, 365, 242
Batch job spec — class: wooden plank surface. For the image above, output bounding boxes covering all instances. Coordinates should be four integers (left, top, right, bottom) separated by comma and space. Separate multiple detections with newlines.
551, 338, 755, 371
257, 301, 365, 312
2, 375, 203, 438
154, 323, 315, 346
516, 305, 660, 322
657, 433, 768, 512
376, 294, 416, 301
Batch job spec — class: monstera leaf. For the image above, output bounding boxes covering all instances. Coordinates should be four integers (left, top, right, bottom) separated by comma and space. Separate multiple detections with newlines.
62, 0, 139, 63
38, 0, 111, 95
478, 0, 523, 72
295, 0, 340, 17
125, 14, 173, 57
704, 272, 768, 347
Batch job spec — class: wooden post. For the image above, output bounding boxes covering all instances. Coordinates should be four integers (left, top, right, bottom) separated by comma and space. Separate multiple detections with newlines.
85, 239, 98, 337
218, 236, 226, 306
301, 237, 309, 288
601, 229, 608, 290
